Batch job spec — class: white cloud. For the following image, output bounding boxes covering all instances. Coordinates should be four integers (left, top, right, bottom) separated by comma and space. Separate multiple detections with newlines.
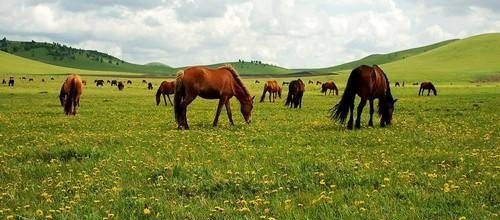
0, 0, 499, 68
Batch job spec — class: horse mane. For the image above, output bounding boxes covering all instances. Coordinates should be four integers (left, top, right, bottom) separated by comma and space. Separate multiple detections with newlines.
219, 64, 251, 99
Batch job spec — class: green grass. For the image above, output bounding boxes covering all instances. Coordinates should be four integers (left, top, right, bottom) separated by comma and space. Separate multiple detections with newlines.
314, 39, 458, 73
0, 75, 498, 219
382, 33, 500, 82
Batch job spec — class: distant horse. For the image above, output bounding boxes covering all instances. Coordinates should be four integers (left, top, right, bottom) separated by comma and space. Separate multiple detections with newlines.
111, 80, 117, 86
95, 80, 104, 87
22, 77, 26, 80
402, 81, 405, 87
418, 82, 437, 96
321, 81, 338, 96
29, 78, 34, 82
308, 80, 314, 84
316, 81, 322, 85
2, 79, 5, 84
117, 81, 124, 90
282, 81, 289, 86
412, 82, 419, 86
59, 74, 83, 115
107, 80, 111, 84
156, 80, 176, 106
147, 82, 153, 90
395, 82, 400, 87
8, 79, 14, 86
42, 79, 45, 82
255, 80, 260, 84
331, 65, 397, 129
127, 80, 132, 84
259, 80, 282, 102
174, 65, 254, 129
82, 80, 86, 86
285, 79, 305, 108
142, 80, 147, 84
50, 77, 54, 80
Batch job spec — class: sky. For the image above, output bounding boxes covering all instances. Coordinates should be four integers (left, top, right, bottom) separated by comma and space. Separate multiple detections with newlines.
0, 0, 499, 68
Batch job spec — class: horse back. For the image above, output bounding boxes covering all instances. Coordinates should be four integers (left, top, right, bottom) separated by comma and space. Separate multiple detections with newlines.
182, 66, 235, 98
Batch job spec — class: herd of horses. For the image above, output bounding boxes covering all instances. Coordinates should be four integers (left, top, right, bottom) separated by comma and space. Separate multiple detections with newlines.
3, 64, 439, 130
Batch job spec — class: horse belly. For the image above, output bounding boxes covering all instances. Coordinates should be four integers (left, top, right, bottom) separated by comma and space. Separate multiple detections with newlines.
199, 89, 222, 99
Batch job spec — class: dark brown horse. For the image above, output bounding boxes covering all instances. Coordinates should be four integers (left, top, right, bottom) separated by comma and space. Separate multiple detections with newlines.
117, 81, 124, 90
331, 65, 397, 129
147, 82, 153, 90
419, 82, 437, 96
174, 65, 254, 129
8, 79, 14, 86
127, 80, 132, 84
259, 80, 282, 102
316, 81, 322, 85
285, 79, 305, 108
111, 80, 117, 86
282, 81, 289, 86
2, 79, 5, 84
395, 82, 400, 87
308, 80, 314, 84
95, 80, 104, 87
321, 81, 339, 96
255, 80, 260, 83
59, 74, 83, 115
156, 80, 176, 106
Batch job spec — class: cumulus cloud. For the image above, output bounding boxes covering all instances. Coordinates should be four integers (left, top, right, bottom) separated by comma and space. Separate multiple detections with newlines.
0, 0, 499, 68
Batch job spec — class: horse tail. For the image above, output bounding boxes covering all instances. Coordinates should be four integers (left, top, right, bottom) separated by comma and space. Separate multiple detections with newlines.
331, 69, 358, 123
65, 76, 78, 115
285, 83, 293, 107
259, 83, 267, 102
174, 71, 185, 124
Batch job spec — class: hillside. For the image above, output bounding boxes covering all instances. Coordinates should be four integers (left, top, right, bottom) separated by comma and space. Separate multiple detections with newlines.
382, 33, 500, 82
0, 38, 173, 74
180, 60, 292, 75
313, 39, 458, 73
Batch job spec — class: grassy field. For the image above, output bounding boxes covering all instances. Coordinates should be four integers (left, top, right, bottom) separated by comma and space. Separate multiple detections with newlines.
0, 75, 498, 219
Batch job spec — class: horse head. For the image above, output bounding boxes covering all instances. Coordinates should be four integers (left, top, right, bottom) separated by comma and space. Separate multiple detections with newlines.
381, 98, 397, 126
241, 96, 255, 123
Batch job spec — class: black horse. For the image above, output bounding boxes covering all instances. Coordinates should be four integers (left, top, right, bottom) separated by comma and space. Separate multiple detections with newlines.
285, 79, 305, 108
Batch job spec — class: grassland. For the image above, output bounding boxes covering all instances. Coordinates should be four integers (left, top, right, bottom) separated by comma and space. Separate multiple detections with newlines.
0, 75, 498, 219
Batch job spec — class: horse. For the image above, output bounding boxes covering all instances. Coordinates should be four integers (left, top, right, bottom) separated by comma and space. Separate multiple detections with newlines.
82, 80, 86, 85
156, 80, 176, 106
111, 80, 117, 86
282, 81, 289, 86
117, 81, 124, 90
127, 80, 132, 84
59, 74, 83, 115
142, 80, 147, 84
308, 80, 314, 84
331, 65, 397, 130
174, 65, 254, 129
316, 81, 322, 85
29, 78, 34, 82
42, 79, 45, 82
395, 82, 400, 87
8, 79, 14, 86
107, 80, 111, 84
147, 82, 153, 90
255, 80, 260, 84
2, 79, 5, 84
259, 80, 282, 102
285, 79, 305, 108
418, 82, 437, 96
402, 81, 405, 87
321, 81, 339, 96
95, 80, 104, 87
412, 82, 419, 86
50, 77, 54, 80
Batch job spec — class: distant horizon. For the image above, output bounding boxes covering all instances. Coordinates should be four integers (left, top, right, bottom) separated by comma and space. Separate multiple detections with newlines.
1, 0, 499, 68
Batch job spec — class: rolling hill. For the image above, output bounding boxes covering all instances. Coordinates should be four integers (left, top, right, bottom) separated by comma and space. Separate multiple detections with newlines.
382, 33, 500, 82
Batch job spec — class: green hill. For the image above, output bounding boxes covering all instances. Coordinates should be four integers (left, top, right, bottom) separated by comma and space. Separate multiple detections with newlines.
180, 61, 291, 75
313, 39, 458, 73
0, 38, 173, 74
382, 33, 500, 82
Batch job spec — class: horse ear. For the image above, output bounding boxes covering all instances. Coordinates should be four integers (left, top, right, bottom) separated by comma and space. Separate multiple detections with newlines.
393, 99, 398, 103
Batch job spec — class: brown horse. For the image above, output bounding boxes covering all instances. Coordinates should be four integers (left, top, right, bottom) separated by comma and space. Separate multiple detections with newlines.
331, 65, 397, 129
321, 81, 339, 96
174, 65, 254, 129
117, 81, 124, 90
419, 82, 437, 96
59, 74, 83, 115
285, 79, 305, 108
259, 80, 282, 102
156, 80, 176, 106
316, 81, 322, 85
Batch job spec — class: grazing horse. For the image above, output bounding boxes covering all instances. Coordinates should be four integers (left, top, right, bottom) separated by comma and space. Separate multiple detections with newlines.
111, 80, 117, 86
259, 80, 282, 102
412, 82, 419, 86
156, 80, 176, 106
282, 81, 289, 86
321, 81, 339, 96
255, 80, 260, 84
8, 79, 14, 86
147, 82, 153, 90
2, 79, 5, 84
308, 80, 314, 84
419, 82, 437, 96
285, 79, 305, 108
29, 78, 34, 82
316, 81, 322, 85
82, 80, 86, 85
95, 80, 104, 87
50, 77, 54, 80
395, 82, 400, 87
42, 79, 45, 82
59, 74, 83, 115
127, 80, 132, 84
117, 81, 124, 90
331, 65, 397, 130
174, 65, 254, 129
142, 80, 147, 84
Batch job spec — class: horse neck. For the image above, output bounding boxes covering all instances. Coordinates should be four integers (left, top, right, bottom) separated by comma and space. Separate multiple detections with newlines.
233, 81, 251, 105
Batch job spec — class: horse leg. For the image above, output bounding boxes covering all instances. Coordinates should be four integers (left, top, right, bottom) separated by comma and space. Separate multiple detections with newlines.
167, 94, 173, 106
178, 95, 196, 129
163, 94, 168, 106
212, 98, 226, 127
355, 98, 367, 129
427, 89, 430, 96
347, 103, 354, 130
368, 99, 374, 127
225, 100, 234, 126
